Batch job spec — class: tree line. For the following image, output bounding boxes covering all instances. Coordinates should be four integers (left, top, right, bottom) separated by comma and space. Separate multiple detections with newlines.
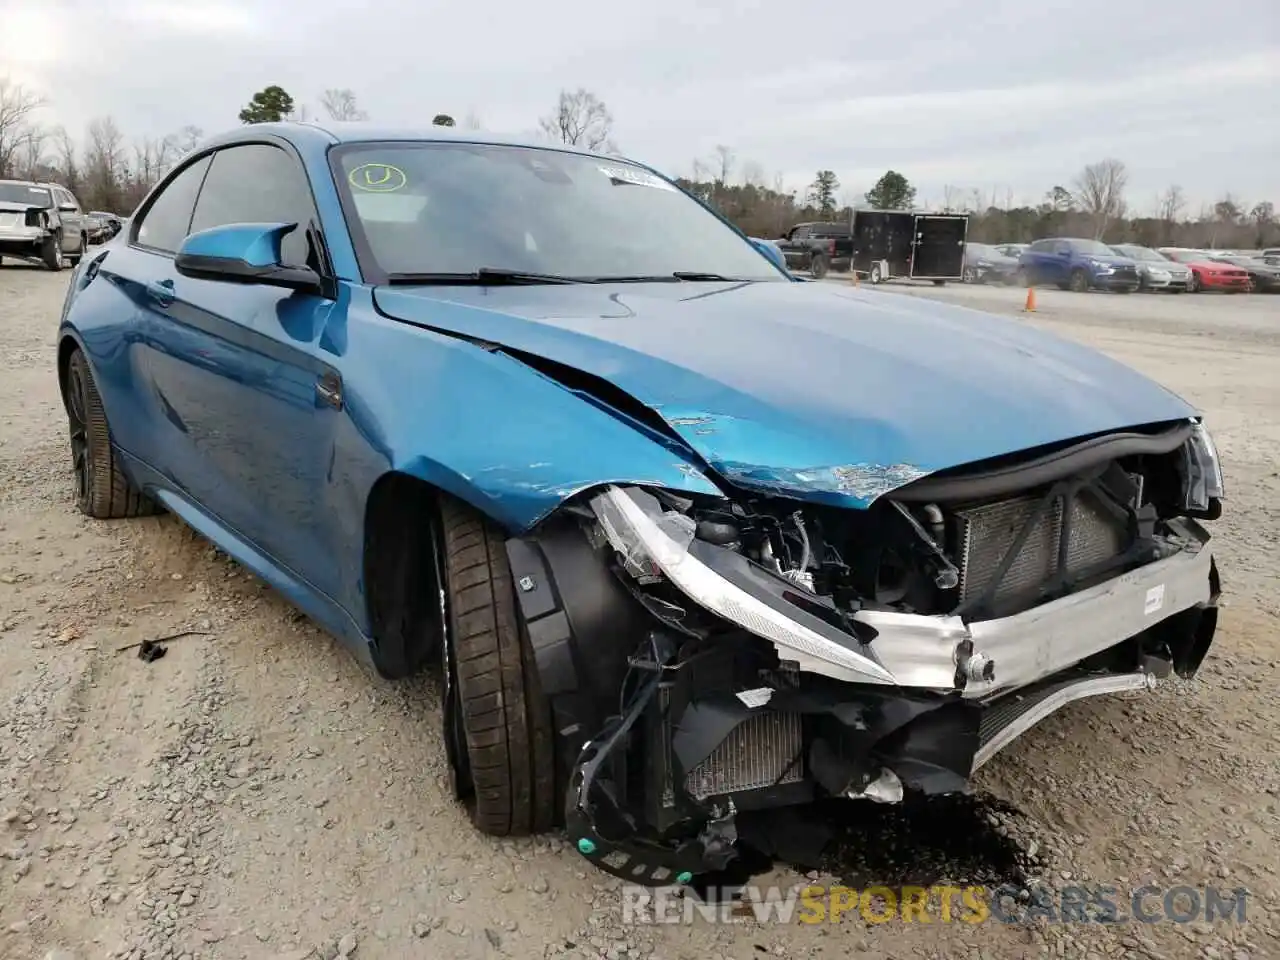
2, 76, 1274, 250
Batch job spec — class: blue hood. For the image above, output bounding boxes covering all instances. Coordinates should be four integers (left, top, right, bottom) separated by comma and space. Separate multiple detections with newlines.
373, 281, 1196, 506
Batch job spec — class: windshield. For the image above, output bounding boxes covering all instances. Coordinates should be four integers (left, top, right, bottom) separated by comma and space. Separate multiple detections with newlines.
332, 142, 785, 282
1071, 239, 1115, 256
967, 243, 995, 257
0, 182, 53, 208
1114, 245, 1166, 262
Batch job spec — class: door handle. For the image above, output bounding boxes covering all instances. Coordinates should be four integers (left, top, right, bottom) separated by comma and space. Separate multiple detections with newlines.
145, 279, 175, 306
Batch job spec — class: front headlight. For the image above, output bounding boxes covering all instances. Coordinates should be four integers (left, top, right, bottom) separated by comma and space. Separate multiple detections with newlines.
1180, 422, 1225, 512
590, 485, 895, 685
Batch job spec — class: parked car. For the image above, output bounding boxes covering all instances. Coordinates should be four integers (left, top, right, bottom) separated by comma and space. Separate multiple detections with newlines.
89, 210, 124, 240
0, 179, 90, 270
1159, 249, 1251, 293
1017, 237, 1141, 292
83, 214, 110, 244
994, 242, 1027, 258
1202, 253, 1280, 292
1109, 244, 1192, 292
961, 242, 1018, 284
1261, 248, 1280, 265
776, 221, 852, 278
56, 122, 1224, 885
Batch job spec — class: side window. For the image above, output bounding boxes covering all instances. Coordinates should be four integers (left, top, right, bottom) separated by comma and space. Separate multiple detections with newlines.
189, 144, 318, 268
1055, 241, 1072, 255
1027, 240, 1046, 252
134, 155, 212, 253
792, 226, 810, 240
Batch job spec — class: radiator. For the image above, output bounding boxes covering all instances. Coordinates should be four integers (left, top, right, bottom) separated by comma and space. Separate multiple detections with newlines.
954, 490, 1127, 613
684, 711, 804, 800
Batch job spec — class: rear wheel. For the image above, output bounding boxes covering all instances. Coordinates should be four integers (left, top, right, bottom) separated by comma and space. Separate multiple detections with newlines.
809, 254, 828, 279
440, 494, 556, 836
42, 234, 63, 271
63, 349, 159, 519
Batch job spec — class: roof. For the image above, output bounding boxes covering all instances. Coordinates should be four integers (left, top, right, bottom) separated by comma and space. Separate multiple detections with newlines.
199, 121, 624, 164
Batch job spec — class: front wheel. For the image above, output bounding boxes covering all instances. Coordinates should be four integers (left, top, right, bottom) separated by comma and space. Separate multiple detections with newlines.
440, 495, 556, 836
42, 234, 63, 271
869, 263, 883, 284
1187, 273, 1200, 293
1069, 268, 1089, 292
63, 350, 159, 518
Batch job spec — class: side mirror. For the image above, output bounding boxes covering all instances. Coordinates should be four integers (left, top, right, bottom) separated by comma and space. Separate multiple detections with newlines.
749, 237, 788, 273
175, 222, 325, 296
58, 204, 77, 213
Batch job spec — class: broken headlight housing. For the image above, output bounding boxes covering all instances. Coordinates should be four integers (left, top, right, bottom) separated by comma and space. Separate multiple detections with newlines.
1179, 421, 1225, 512
589, 485, 895, 685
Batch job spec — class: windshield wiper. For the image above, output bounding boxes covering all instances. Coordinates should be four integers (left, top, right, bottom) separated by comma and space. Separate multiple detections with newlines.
578, 272, 750, 283
670, 271, 745, 281
385, 267, 585, 286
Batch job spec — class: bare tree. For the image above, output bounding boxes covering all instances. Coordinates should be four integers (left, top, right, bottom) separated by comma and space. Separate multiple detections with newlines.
712, 145, 734, 185
1073, 158, 1128, 238
1157, 184, 1185, 224
51, 126, 80, 195
538, 88, 616, 153
320, 88, 368, 121
16, 126, 50, 180
463, 110, 483, 131
84, 117, 127, 212
941, 184, 962, 213
174, 125, 204, 155
0, 77, 48, 177
741, 160, 765, 187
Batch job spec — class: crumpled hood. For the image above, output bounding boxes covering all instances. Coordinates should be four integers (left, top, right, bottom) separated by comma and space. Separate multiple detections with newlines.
373, 280, 1197, 506
0, 200, 45, 213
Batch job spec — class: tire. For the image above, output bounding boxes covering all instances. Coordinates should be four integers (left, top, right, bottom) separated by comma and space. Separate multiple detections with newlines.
932, 279, 946, 286
1187, 273, 1200, 293
1068, 268, 1089, 292
809, 254, 828, 279
42, 234, 63, 271
63, 350, 159, 519
962, 267, 975, 284
869, 263, 882, 284
439, 494, 555, 837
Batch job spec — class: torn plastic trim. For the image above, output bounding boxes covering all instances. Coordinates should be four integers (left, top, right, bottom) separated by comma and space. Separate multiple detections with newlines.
891, 421, 1194, 503
971, 671, 1156, 771
855, 518, 1214, 697
590, 485, 896, 685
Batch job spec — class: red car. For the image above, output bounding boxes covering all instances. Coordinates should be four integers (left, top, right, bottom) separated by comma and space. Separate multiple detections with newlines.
1159, 249, 1251, 293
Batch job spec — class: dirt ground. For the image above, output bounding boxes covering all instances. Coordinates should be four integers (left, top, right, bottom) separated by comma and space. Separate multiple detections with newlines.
1, 265, 1276, 960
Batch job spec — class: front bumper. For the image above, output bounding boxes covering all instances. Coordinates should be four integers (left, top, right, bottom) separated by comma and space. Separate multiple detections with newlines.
1199, 274, 1250, 290
511, 508, 1219, 884
1093, 272, 1141, 290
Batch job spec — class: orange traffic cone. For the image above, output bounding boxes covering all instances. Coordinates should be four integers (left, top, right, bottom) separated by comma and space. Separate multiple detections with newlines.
1023, 285, 1036, 312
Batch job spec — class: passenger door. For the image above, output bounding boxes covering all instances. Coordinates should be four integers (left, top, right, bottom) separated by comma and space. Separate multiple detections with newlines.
779, 225, 809, 269
134, 142, 345, 601
54, 188, 84, 252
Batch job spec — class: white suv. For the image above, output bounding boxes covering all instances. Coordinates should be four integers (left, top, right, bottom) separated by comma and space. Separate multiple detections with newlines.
0, 179, 90, 271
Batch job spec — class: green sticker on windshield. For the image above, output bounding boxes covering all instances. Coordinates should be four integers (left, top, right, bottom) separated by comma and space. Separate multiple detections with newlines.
349, 163, 408, 193
597, 164, 674, 191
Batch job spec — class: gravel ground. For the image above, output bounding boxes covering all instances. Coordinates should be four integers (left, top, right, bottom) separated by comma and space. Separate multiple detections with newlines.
1, 264, 1277, 960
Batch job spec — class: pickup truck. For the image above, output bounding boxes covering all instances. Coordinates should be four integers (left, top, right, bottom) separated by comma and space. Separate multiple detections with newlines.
776, 221, 853, 278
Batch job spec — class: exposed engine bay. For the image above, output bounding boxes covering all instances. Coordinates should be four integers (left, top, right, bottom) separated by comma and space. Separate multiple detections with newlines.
502, 420, 1222, 884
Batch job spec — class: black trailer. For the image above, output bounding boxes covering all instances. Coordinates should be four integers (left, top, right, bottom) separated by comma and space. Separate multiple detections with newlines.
850, 209, 969, 284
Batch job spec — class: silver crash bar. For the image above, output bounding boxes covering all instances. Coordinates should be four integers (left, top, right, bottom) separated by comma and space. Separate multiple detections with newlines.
853, 518, 1213, 697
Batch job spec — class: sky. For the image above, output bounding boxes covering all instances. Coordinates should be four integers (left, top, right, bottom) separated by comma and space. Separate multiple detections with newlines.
2, 0, 1277, 213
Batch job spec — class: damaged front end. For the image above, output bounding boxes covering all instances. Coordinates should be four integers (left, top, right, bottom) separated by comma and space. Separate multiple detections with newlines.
504, 421, 1223, 884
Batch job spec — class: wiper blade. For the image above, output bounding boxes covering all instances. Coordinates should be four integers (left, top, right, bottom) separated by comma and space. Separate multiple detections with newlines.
385, 267, 585, 285
670, 271, 744, 281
